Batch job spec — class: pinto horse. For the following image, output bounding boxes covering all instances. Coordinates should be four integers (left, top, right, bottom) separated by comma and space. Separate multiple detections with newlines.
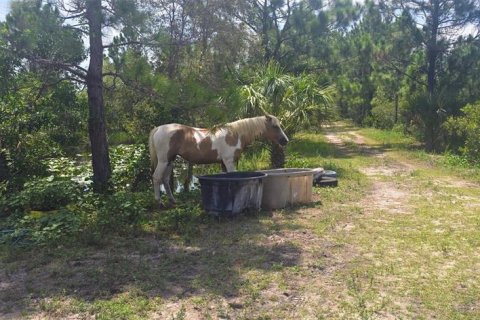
148, 114, 289, 206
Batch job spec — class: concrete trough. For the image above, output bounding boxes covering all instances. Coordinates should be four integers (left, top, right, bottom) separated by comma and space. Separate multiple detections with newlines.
257, 168, 314, 210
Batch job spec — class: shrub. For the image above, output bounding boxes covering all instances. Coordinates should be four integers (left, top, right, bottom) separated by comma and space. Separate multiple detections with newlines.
8, 132, 63, 186
21, 176, 82, 211
0, 190, 28, 217
0, 176, 82, 215
154, 194, 204, 237
96, 191, 150, 232
444, 101, 480, 164
0, 207, 83, 246
110, 144, 151, 191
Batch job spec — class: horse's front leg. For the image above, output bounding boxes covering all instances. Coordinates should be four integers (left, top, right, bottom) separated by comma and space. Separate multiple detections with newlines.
222, 158, 236, 172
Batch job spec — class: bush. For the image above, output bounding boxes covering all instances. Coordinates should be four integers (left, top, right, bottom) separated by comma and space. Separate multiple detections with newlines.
0, 190, 153, 246
8, 132, 63, 185
0, 176, 82, 216
0, 190, 28, 217
0, 207, 84, 246
111, 144, 151, 191
96, 191, 150, 232
444, 101, 480, 164
22, 176, 82, 211
154, 192, 204, 238
369, 90, 396, 129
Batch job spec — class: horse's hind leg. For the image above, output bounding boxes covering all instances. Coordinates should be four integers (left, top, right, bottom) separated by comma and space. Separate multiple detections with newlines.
162, 162, 176, 204
153, 161, 167, 206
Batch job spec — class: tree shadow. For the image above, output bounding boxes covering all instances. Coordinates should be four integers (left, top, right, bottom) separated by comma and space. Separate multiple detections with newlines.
0, 211, 303, 316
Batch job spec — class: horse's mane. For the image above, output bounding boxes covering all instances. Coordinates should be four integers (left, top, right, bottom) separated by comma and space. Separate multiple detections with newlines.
226, 116, 267, 143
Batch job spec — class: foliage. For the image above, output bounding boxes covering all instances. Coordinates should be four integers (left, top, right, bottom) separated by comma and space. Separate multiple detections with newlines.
0, 74, 87, 189
239, 61, 335, 167
5, 0, 85, 64
95, 191, 150, 233
0, 208, 83, 246
154, 193, 204, 236
110, 144, 151, 191
19, 177, 82, 211
240, 61, 335, 135
444, 101, 480, 164
0, 176, 82, 216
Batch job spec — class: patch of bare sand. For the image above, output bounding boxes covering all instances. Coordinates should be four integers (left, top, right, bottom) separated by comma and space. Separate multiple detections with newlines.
324, 127, 413, 214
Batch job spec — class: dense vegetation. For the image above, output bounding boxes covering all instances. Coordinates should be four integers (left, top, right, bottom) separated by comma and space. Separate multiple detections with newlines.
1, 0, 480, 244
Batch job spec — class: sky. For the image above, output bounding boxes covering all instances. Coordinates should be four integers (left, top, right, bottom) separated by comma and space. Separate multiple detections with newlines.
0, 0, 9, 21
0, 0, 476, 37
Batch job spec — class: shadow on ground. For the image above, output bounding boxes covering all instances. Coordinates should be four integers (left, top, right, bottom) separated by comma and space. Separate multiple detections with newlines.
0, 210, 304, 316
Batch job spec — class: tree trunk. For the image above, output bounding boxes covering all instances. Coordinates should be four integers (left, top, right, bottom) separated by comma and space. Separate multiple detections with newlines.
0, 149, 9, 183
424, 0, 440, 152
86, 0, 111, 193
426, 0, 439, 97
394, 92, 399, 124
261, 0, 271, 61
270, 143, 286, 168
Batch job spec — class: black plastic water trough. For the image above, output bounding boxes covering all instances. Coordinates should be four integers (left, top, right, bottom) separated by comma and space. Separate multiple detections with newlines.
197, 172, 267, 216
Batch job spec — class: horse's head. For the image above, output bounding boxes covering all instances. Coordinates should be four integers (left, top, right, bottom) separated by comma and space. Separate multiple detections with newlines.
264, 114, 289, 146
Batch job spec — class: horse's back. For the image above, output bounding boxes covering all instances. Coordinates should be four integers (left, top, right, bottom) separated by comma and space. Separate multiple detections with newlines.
151, 123, 222, 164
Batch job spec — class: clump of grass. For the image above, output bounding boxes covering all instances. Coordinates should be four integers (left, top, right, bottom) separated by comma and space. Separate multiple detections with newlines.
359, 127, 417, 149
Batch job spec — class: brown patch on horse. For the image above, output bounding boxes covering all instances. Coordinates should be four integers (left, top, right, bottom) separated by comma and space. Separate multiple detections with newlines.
233, 136, 250, 162
225, 131, 239, 147
168, 126, 219, 164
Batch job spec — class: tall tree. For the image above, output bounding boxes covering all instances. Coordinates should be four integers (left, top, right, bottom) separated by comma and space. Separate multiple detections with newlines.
233, 0, 297, 62
4, 0, 145, 192
85, 0, 110, 192
394, 0, 480, 150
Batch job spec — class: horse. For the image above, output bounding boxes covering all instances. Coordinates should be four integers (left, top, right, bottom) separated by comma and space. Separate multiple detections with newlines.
148, 114, 289, 206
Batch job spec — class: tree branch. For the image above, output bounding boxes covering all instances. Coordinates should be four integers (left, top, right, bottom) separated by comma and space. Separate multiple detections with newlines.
384, 60, 428, 88
103, 72, 164, 99
103, 40, 161, 49
34, 58, 88, 79
60, 13, 85, 20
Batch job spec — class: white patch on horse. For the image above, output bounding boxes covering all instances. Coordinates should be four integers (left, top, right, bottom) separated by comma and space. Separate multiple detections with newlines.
192, 129, 208, 150
211, 130, 241, 167
152, 124, 182, 162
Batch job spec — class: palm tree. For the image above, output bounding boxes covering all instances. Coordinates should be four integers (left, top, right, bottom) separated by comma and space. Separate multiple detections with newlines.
240, 61, 335, 168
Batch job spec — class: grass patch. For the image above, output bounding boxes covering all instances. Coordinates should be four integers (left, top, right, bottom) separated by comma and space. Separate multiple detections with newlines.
329, 126, 480, 319
359, 127, 417, 150
3, 126, 480, 319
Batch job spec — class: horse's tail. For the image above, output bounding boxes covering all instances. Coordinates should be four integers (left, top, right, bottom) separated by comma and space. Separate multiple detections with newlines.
148, 127, 158, 170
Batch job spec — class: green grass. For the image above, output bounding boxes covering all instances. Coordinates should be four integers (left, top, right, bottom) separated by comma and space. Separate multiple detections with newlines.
2, 126, 480, 319
343, 178, 480, 318
360, 126, 480, 184
359, 127, 417, 149
325, 125, 480, 319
